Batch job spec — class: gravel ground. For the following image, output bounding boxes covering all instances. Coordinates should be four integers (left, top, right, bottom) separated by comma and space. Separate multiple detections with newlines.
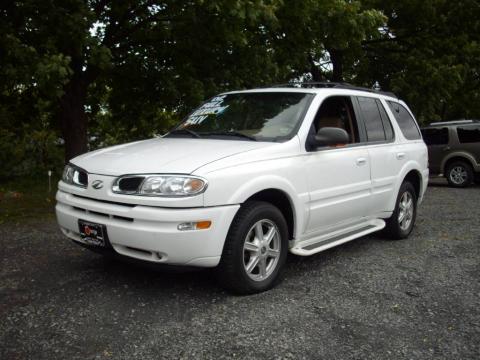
1, 179, 479, 360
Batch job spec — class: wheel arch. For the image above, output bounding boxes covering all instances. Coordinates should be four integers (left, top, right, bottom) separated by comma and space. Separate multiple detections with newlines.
245, 189, 296, 241
403, 169, 422, 198
442, 154, 476, 174
388, 164, 425, 211
226, 175, 305, 241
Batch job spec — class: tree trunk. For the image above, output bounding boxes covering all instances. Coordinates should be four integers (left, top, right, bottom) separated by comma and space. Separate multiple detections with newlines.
58, 73, 89, 162
328, 48, 344, 82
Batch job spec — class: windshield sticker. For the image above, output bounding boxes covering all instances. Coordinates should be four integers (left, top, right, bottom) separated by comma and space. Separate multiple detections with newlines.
184, 96, 228, 125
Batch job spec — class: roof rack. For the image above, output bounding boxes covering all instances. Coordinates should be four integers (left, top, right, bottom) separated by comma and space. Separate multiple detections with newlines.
265, 81, 397, 98
428, 120, 480, 126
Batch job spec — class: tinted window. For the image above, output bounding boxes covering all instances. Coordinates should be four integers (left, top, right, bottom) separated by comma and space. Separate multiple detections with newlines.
376, 100, 394, 141
421, 128, 449, 145
168, 92, 313, 142
358, 97, 386, 142
457, 125, 480, 143
387, 101, 421, 140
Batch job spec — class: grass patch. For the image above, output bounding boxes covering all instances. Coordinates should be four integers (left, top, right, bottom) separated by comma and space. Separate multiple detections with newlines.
0, 176, 58, 224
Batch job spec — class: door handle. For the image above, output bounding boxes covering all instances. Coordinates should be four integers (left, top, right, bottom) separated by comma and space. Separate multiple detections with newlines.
396, 152, 406, 160
443, 146, 450, 151
356, 157, 367, 166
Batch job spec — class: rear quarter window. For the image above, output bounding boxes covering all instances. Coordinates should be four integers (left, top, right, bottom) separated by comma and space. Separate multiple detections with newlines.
357, 97, 387, 142
457, 125, 480, 143
387, 101, 422, 140
421, 127, 449, 145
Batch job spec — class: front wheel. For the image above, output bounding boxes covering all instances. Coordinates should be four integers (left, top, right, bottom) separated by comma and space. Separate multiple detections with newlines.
384, 181, 417, 240
216, 201, 288, 294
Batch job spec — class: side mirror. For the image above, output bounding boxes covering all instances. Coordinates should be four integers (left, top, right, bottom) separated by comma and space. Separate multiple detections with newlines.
314, 127, 350, 147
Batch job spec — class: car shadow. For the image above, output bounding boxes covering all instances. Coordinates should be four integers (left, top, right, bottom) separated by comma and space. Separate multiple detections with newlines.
74, 232, 379, 299
427, 178, 450, 187
428, 178, 480, 188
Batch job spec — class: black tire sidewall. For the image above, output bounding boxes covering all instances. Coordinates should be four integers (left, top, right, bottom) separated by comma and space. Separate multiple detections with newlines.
386, 181, 417, 239
446, 161, 473, 187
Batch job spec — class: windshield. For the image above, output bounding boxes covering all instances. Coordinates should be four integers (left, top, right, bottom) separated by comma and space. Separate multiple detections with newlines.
167, 92, 313, 142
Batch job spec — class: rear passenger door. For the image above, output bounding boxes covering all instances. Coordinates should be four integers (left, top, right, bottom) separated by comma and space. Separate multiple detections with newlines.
420, 127, 450, 174
354, 96, 400, 216
456, 125, 480, 165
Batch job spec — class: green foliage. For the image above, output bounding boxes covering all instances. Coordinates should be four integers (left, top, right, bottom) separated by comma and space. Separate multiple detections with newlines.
0, 0, 479, 181
271, 0, 386, 80
0, 175, 57, 224
357, 0, 480, 123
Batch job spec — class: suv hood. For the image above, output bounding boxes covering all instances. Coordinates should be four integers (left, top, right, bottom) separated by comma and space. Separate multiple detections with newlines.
71, 137, 275, 176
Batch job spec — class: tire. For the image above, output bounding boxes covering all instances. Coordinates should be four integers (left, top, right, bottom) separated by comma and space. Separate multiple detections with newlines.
216, 201, 288, 294
384, 181, 417, 240
445, 160, 473, 187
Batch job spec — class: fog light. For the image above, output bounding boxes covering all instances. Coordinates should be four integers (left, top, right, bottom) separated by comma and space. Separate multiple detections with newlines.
177, 221, 212, 231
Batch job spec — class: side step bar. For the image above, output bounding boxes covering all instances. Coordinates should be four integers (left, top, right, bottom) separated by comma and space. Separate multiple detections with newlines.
290, 219, 386, 256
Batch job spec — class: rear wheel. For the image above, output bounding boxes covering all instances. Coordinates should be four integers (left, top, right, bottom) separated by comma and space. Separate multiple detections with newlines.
216, 201, 288, 294
446, 160, 473, 187
384, 181, 417, 240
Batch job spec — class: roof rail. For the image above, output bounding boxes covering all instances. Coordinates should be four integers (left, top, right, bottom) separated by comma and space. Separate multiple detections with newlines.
264, 81, 397, 98
428, 120, 480, 126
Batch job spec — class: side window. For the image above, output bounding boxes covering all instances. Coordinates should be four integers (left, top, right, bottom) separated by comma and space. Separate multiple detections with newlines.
376, 100, 394, 141
312, 96, 359, 143
457, 125, 480, 143
421, 128, 449, 145
387, 101, 422, 140
358, 97, 386, 142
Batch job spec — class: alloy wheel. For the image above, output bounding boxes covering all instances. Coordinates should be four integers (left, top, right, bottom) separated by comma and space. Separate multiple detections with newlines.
398, 191, 414, 231
449, 166, 468, 185
243, 219, 281, 282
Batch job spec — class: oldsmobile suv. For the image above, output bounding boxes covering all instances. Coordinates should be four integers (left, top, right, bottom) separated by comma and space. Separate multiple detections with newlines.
421, 120, 480, 187
56, 83, 429, 294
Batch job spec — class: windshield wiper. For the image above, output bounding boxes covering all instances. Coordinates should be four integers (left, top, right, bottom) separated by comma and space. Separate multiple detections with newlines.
203, 131, 257, 141
167, 128, 202, 138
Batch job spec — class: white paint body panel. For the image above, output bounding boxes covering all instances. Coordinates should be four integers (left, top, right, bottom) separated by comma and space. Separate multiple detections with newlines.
56, 87, 429, 267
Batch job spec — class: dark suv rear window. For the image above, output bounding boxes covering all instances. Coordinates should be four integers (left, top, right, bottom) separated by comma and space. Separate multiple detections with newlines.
457, 125, 480, 143
421, 127, 449, 145
387, 101, 422, 140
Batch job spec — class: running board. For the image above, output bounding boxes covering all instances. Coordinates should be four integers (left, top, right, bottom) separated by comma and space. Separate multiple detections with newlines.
290, 219, 386, 256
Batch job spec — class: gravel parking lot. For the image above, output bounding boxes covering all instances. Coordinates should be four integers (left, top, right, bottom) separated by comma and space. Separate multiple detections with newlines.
1, 179, 479, 360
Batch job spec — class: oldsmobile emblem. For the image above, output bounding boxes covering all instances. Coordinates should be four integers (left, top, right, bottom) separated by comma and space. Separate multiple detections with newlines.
91, 180, 104, 190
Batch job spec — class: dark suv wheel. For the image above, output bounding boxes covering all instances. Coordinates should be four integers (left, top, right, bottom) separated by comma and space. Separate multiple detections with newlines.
216, 201, 288, 294
445, 160, 473, 187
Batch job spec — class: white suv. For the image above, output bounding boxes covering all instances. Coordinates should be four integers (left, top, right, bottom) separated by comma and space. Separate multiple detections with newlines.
56, 83, 429, 294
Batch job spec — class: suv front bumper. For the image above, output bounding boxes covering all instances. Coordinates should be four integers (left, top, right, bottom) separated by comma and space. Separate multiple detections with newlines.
56, 190, 239, 267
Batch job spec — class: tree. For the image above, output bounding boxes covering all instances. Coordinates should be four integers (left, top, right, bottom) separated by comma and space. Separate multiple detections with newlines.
1, 0, 282, 161
357, 0, 480, 123
1, 0, 479, 174
270, 0, 385, 82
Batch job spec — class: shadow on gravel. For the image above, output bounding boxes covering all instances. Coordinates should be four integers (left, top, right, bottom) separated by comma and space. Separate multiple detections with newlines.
81, 231, 378, 297
427, 177, 480, 188
85, 253, 223, 294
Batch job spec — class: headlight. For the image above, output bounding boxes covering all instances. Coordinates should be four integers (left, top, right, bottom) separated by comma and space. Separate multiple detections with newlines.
112, 175, 207, 197
62, 164, 88, 187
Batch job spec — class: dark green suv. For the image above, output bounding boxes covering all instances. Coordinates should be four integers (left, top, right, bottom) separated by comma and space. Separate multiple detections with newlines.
421, 120, 480, 187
